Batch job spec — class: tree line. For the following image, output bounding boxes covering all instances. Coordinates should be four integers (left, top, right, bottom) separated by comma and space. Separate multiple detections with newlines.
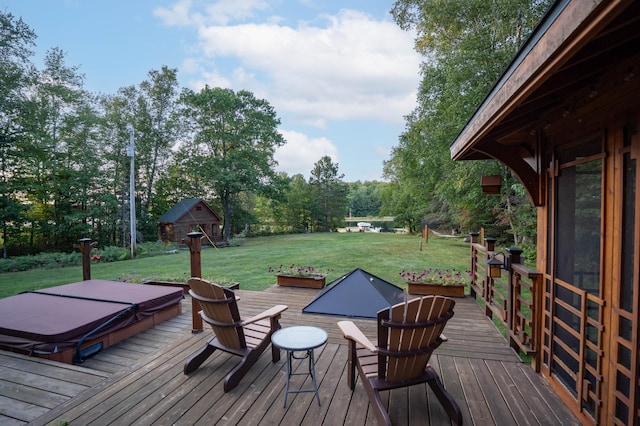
2, 1, 547, 259
382, 0, 551, 259
0, 11, 392, 257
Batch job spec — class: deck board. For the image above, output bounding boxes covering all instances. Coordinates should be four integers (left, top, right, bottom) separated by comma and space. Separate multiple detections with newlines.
0, 285, 581, 425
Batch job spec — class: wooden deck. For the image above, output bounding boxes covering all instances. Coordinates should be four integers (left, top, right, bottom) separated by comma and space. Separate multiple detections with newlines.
0, 285, 580, 425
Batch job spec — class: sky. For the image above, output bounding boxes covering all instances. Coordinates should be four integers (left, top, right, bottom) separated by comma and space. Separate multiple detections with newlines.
1, 0, 422, 182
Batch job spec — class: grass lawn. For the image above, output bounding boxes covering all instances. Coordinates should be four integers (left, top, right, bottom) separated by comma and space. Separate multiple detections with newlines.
0, 232, 472, 297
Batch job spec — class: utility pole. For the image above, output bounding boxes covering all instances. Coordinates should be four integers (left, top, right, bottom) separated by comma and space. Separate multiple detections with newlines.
127, 124, 137, 258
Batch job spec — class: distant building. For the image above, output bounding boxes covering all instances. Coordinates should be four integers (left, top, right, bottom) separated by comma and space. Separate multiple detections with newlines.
356, 222, 371, 231
157, 198, 222, 244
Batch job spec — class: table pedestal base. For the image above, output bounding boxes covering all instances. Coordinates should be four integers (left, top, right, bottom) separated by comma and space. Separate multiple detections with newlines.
271, 326, 327, 408
282, 349, 321, 407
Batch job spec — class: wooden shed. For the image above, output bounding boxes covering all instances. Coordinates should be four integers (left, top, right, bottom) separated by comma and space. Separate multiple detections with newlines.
157, 198, 222, 244
451, 1, 639, 424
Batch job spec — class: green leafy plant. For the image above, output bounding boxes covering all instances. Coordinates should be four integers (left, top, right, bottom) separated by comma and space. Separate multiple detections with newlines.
399, 268, 471, 286
268, 264, 333, 278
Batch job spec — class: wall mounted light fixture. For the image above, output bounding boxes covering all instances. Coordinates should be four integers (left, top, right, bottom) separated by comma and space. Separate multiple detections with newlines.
486, 252, 508, 278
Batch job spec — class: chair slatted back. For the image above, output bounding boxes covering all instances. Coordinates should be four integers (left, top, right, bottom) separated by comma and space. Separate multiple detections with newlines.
188, 277, 246, 350
377, 296, 455, 382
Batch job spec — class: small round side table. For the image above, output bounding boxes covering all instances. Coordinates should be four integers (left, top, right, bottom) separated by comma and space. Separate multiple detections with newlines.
271, 325, 328, 407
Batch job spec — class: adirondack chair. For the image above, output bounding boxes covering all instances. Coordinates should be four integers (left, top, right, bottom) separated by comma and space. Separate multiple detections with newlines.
184, 277, 288, 392
337, 295, 462, 425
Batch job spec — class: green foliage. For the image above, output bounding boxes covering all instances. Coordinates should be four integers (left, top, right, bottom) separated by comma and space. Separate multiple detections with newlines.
0, 241, 178, 273
227, 231, 247, 247
0, 10, 388, 256
399, 268, 472, 286
94, 241, 180, 263
384, 0, 551, 240
276, 173, 314, 233
95, 245, 130, 263
346, 181, 385, 217
178, 86, 285, 241
0, 5, 545, 259
0, 251, 82, 273
0, 12, 37, 258
309, 156, 349, 232
1, 233, 473, 296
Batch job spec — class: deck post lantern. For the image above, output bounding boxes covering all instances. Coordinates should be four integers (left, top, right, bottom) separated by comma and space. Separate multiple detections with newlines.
486, 247, 523, 278
486, 253, 506, 278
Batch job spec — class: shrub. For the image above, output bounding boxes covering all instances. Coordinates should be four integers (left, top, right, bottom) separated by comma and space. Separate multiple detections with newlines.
98, 245, 130, 263
136, 241, 179, 257
0, 241, 181, 273
0, 252, 83, 273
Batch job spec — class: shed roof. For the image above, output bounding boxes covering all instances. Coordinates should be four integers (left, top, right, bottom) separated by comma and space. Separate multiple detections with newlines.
157, 198, 221, 224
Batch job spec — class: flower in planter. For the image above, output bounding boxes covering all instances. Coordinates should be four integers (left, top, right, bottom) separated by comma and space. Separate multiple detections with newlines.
399, 268, 472, 286
269, 264, 333, 278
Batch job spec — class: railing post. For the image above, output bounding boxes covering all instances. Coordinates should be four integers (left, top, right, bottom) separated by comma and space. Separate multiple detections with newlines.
186, 232, 204, 279
75, 238, 95, 281
484, 237, 496, 252
506, 247, 523, 354
469, 232, 480, 298
185, 231, 205, 333
506, 247, 522, 266
469, 232, 479, 244
483, 237, 497, 318
530, 271, 543, 372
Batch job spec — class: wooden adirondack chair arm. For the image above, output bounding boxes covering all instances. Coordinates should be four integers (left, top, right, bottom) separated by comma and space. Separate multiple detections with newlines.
337, 321, 377, 353
241, 305, 288, 325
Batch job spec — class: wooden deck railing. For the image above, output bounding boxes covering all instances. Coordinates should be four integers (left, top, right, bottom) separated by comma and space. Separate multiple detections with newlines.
469, 232, 543, 371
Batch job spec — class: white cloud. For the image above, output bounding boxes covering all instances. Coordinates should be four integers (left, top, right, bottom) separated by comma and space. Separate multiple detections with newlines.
201, 0, 270, 25
158, 3, 420, 127
192, 11, 420, 126
275, 130, 338, 177
155, 1, 420, 181
154, 0, 270, 26
375, 144, 392, 159
153, 0, 195, 26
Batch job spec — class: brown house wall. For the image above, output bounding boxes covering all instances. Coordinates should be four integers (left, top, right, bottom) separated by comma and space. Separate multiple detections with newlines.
159, 203, 222, 244
534, 58, 640, 425
451, 1, 640, 423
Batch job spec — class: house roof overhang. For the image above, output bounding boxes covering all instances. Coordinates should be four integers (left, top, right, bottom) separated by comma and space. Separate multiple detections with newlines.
450, 0, 640, 206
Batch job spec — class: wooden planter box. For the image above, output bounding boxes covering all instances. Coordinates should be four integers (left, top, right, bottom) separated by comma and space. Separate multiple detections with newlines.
142, 280, 239, 291
407, 282, 465, 298
276, 274, 326, 289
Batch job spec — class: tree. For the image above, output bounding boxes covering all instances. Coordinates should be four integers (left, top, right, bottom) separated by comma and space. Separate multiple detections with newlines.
57, 97, 104, 244
347, 181, 385, 217
180, 86, 285, 240
27, 47, 87, 251
381, 149, 430, 232
309, 156, 348, 232
386, 0, 550, 241
281, 174, 314, 233
0, 11, 36, 257
134, 67, 182, 240
98, 86, 138, 246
